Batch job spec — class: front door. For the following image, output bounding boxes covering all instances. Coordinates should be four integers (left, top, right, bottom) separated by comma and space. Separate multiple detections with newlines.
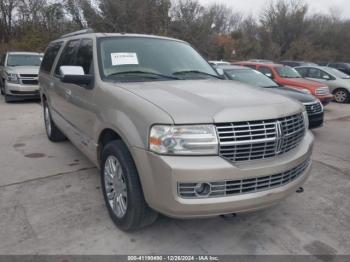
54, 38, 97, 157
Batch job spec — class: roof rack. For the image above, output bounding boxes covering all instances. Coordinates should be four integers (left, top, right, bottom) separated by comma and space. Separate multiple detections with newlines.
60, 28, 94, 39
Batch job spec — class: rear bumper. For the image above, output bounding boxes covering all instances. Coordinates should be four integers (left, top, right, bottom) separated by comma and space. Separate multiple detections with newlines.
131, 131, 314, 218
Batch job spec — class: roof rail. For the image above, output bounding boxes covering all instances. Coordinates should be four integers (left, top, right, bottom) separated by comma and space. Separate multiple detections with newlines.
60, 28, 94, 39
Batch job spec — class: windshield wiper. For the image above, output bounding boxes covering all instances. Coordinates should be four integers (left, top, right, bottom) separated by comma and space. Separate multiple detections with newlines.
173, 70, 221, 79
108, 71, 181, 80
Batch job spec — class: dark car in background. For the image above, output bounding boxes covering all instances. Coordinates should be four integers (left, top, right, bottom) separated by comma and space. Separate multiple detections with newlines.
217, 65, 324, 129
327, 63, 350, 76
280, 61, 318, 67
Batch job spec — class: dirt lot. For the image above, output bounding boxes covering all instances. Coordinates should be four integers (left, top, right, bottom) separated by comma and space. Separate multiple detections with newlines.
0, 97, 349, 255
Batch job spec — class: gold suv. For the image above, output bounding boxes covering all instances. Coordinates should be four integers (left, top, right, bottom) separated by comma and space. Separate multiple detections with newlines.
39, 29, 314, 231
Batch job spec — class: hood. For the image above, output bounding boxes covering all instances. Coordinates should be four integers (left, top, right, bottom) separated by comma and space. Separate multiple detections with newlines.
111, 80, 303, 124
6, 66, 39, 75
266, 86, 316, 103
281, 77, 326, 88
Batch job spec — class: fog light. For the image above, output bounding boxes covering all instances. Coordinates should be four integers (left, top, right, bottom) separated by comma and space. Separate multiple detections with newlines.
194, 183, 210, 196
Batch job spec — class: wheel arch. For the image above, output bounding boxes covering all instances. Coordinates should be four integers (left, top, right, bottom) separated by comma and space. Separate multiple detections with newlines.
332, 87, 350, 94
97, 128, 123, 166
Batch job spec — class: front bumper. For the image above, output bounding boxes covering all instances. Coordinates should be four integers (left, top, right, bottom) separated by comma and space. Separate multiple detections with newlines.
131, 131, 314, 218
308, 112, 324, 129
5, 82, 40, 97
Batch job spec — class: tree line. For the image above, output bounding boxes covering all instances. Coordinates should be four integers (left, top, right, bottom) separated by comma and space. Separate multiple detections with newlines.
1, 0, 349, 62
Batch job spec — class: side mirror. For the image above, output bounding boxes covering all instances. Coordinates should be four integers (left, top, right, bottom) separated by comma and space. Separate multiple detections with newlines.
322, 75, 331, 80
265, 73, 273, 79
60, 66, 92, 86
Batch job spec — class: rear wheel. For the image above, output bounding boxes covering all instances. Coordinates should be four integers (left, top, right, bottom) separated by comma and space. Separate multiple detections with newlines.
334, 88, 349, 103
101, 140, 158, 231
43, 100, 67, 142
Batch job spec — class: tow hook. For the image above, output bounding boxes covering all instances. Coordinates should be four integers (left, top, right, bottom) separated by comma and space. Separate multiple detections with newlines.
296, 187, 304, 193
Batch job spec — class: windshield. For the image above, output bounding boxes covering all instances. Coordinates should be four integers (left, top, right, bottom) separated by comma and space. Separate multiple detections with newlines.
276, 66, 301, 78
326, 67, 350, 79
225, 69, 278, 88
98, 37, 218, 82
7, 54, 42, 67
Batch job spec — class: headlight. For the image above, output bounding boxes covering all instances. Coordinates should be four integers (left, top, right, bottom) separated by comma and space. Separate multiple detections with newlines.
301, 89, 312, 94
6, 73, 19, 84
149, 125, 218, 155
315, 87, 330, 95
302, 110, 309, 129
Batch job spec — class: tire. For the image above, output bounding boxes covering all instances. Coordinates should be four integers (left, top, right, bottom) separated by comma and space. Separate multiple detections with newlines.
0, 79, 4, 96
101, 140, 158, 231
333, 88, 349, 103
43, 100, 67, 142
4, 94, 13, 103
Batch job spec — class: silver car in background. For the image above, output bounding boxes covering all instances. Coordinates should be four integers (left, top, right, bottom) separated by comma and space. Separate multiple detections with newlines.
295, 66, 350, 103
0, 52, 42, 102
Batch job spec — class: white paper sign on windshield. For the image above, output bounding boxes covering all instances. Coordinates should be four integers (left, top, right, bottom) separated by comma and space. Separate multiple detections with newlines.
111, 53, 139, 66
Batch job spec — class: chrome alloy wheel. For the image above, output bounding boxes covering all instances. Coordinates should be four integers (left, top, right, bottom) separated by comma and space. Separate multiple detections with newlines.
44, 105, 52, 137
335, 90, 348, 103
104, 156, 128, 218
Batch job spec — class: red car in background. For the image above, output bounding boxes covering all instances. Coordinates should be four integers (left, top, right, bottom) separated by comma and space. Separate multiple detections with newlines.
233, 62, 334, 105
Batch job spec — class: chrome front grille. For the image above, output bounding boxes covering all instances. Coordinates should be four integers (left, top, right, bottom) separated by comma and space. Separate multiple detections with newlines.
216, 114, 305, 162
304, 102, 323, 115
178, 159, 310, 199
19, 74, 38, 78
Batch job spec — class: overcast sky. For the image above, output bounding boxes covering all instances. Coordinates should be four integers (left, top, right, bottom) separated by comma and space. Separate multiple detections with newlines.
198, 0, 350, 19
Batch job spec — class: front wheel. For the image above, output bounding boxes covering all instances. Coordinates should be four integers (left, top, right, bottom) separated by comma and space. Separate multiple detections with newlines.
0, 79, 4, 96
43, 100, 67, 142
334, 88, 349, 103
101, 140, 158, 231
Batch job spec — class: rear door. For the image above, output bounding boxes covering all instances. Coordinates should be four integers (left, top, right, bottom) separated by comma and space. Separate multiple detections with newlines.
39, 41, 64, 107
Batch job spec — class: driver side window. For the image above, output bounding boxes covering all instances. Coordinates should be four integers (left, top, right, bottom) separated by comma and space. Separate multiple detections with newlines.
55, 39, 80, 76
258, 67, 274, 78
308, 68, 321, 78
308, 68, 333, 80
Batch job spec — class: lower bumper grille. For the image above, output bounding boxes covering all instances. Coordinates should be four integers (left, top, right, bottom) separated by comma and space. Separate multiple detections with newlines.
21, 80, 38, 85
178, 159, 310, 199
10, 90, 39, 95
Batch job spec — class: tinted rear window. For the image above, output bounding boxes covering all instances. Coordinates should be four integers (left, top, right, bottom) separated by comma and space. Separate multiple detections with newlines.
41, 42, 63, 73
